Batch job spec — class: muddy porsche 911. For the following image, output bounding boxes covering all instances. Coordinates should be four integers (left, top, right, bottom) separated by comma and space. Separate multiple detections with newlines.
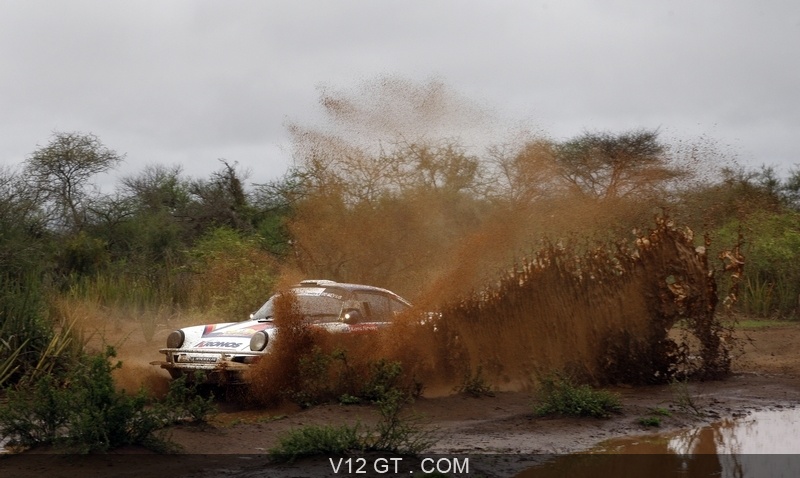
151, 280, 411, 383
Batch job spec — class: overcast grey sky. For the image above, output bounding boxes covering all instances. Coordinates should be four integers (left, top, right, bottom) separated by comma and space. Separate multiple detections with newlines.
2, 0, 798, 187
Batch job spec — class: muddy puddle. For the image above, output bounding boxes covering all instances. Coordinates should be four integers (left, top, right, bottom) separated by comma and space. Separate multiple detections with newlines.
517, 408, 800, 477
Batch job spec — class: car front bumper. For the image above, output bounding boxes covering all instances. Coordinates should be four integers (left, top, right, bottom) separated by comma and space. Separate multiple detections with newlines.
151, 348, 264, 383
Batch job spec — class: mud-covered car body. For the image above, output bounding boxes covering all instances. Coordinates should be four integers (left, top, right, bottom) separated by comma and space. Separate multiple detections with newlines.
151, 280, 411, 383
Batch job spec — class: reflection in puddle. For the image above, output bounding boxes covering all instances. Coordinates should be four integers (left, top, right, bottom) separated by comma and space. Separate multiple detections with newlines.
517, 408, 800, 477
602, 408, 800, 455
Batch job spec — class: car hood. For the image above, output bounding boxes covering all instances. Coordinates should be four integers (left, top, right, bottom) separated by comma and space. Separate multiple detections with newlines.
180, 320, 277, 352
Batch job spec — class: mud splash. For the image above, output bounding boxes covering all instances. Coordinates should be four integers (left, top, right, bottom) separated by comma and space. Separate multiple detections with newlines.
413, 215, 735, 389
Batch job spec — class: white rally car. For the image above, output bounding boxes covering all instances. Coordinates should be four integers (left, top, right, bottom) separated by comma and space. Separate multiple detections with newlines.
151, 280, 412, 383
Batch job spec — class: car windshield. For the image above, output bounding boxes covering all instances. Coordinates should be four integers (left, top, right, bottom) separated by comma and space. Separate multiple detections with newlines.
250, 287, 347, 321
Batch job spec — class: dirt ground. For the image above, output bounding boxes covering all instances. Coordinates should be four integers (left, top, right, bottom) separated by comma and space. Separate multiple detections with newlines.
2, 323, 800, 477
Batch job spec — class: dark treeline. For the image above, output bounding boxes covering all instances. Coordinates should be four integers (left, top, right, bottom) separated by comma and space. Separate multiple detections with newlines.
2, 79, 800, 388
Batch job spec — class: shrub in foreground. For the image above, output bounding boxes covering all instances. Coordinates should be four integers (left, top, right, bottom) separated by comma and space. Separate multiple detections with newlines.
0, 347, 215, 452
638, 416, 662, 427
269, 423, 363, 462
534, 374, 622, 419
453, 365, 495, 397
270, 389, 435, 463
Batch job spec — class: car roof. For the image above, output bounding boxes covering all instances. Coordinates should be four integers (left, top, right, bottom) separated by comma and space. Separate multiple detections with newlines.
295, 279, 410, 304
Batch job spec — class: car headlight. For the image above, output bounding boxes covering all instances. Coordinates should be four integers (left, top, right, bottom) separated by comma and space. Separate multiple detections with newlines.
250, 331, 269, 351
167, 330, 185, 348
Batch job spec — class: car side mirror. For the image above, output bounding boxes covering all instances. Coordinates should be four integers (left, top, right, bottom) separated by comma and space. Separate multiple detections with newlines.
342, 308, 362, 324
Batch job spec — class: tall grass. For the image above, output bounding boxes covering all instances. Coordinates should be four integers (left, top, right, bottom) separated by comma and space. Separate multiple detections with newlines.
63, 272, 183, 343
52, 228, 280, 345
738, 274, 800, 319
0, 338, 24, 387
741, 275, 775, 318
67, 273, 175, 311
714, 211, 800, 319
0, 274, 78, 388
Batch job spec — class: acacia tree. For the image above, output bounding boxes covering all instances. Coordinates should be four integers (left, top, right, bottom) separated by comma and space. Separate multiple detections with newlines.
554, 129, 686, 201
25, 132, 124, 233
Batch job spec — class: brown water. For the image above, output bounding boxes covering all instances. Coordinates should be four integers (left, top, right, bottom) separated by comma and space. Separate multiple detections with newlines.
518, 408, 800, 477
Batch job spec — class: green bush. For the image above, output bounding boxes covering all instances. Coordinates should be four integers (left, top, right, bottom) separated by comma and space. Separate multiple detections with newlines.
534, 374, 622, 418
67, 348, 153, 451
454, 365, 495, 397
0, 347, 215, 453
360, 359, 405, 403
289, 346, 336, 408
270, 389, 435, 463
156, 371, 217, 424
638, 416, 662, 427
363, 389, 435, 454
0, 347, 160, 452
269, 424, 363, 462
0, 373, 71, 446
